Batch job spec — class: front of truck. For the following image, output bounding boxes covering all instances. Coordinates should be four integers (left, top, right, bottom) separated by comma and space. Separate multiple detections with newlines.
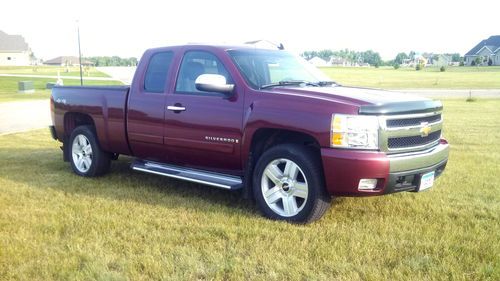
323, 93, 449, 195
228, 47, 449, 196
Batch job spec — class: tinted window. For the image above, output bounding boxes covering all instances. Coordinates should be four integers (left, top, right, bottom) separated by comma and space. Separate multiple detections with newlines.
175, 51, 232, 94
144, 52, 174, 92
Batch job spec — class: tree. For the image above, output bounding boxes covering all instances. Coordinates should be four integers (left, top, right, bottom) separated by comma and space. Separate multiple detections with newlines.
361, 50, 382, 67
86, 56, 139, 67
488, 58, 493, 66
300, 51, 318, 60
408, 51, 416, 60
474, 56, 483, 66
317, 49, 334, 61
394, 52, 408, 65
450, 53, 461, 62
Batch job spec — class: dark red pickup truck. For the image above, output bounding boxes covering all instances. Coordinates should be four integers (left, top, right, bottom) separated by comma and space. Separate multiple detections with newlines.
50, 44, 449, 223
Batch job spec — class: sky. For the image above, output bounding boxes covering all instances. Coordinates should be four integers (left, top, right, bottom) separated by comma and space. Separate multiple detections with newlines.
2, 0, 499, 60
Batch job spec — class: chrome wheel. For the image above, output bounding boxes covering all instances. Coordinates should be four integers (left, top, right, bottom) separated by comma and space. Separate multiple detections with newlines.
261, 158, 309, 217
71, 134, 93, 173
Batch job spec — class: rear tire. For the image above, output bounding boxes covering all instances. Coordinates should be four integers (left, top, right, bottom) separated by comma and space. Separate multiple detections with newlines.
253, 144, 331, 223
69, 125, 111, 177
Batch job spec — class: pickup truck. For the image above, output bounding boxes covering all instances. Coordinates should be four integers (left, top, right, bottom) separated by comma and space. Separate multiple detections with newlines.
50, 44, 449, 223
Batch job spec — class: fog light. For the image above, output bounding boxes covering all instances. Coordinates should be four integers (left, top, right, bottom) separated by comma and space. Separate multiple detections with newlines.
358, 179, 378, 190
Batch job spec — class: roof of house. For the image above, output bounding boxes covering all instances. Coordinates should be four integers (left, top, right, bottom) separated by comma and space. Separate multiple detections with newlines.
465, 35, 500, 56
0, 30, 29, 52
44, 56, 93, 65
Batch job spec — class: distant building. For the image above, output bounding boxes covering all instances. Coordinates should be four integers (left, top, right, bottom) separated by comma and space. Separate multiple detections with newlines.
308, 56, 328, 67
427, 54, 452, 67
0, 30, 32, 66
44, 56, 93, 66
329, 57, 348, 67
464, 35, 500, 66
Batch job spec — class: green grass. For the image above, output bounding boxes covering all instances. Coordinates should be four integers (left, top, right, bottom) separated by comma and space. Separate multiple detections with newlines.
320, 66, 500, 89
0, 66, 110, 78
0, 99, 499, 280
0, 77, 123, 103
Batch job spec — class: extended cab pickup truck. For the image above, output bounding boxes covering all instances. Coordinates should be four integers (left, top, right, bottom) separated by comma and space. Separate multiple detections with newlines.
50, 44, 449, 223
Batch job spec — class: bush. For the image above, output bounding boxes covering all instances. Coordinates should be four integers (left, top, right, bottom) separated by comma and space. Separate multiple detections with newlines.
440, 66, 446, 72
416, 63, 423, 71
488, 58, 493, 66
393, 63, 400, 70
459, 61, 465, 66
471, 60, 476, 66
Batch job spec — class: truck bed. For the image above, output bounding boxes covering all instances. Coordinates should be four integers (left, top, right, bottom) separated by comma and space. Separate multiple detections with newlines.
51, 85, 131, 155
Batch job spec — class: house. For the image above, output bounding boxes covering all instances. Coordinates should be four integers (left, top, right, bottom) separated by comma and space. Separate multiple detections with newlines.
0, 30, 32, 66
308, 56, 328, 67
427, 54, 452, 67
44, 56, 93, 66
464, 35, 500, 66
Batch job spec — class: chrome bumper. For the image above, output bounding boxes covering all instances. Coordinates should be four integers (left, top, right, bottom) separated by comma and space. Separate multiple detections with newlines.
387, 142, 449, 173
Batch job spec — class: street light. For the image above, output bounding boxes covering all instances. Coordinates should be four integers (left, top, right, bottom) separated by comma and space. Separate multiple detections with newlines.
77, 21, 83, 86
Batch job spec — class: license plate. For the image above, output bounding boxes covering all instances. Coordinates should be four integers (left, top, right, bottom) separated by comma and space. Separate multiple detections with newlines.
419, 171, 435, 191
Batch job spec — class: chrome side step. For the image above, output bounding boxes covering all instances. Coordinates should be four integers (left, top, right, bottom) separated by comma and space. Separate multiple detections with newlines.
131, 160, 243, 190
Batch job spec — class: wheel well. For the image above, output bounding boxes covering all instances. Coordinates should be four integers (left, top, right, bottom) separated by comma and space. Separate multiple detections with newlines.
62, 112, 95, 162
243, 128, 322, 199
250, 128, 320, 160
63, 112, 95, 140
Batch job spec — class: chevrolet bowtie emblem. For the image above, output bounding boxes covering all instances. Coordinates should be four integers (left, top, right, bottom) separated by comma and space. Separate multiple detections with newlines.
420, 122, 432, 137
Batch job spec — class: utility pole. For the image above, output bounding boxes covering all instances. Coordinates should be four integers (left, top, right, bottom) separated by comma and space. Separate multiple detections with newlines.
77, 21, 83, 86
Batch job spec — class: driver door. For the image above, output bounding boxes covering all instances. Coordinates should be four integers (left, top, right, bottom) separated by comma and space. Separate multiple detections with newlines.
163, 50, 244, 174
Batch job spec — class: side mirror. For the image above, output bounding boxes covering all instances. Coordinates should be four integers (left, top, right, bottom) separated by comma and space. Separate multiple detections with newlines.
195, 74, 234, 95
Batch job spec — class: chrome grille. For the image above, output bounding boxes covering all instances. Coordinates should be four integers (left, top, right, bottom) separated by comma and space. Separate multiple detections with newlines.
388, 130, 441, 149
379, 111, 443, 154
386, 114, 441, 128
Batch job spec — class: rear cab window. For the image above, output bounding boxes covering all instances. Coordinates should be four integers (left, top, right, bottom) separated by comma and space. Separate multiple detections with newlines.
144, 52, 174, 93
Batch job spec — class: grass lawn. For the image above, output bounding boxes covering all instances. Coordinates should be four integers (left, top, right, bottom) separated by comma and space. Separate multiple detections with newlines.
0, 99, 498, 280
0, 66, 110, 78
0, 77, 123, 103
320, 66, 500, 89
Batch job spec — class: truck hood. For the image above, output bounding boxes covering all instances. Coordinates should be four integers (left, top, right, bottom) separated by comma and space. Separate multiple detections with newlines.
268, 86, 443, 115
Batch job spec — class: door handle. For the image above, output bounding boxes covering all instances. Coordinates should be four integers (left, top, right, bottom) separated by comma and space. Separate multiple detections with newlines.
167, 104, 186, 112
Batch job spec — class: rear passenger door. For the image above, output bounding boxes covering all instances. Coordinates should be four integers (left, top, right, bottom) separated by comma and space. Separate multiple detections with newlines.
127, 51, 174, 162
163, 50, 244, 174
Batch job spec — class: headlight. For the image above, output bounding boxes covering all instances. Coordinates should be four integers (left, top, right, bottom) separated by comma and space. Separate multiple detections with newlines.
331, 114, 379, 149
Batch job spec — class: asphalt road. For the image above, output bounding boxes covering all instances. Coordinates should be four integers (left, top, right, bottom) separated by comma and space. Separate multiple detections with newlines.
395, 89, 500, 99
0, 100, 51, 135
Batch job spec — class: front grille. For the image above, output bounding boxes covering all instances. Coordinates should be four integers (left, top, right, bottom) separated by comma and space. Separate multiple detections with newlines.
388, 130, 441, 149
387, 114, 441, 128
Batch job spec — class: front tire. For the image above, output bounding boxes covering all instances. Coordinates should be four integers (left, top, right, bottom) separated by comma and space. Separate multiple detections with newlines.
253, 144, 331, 223
69, 125, 111, 177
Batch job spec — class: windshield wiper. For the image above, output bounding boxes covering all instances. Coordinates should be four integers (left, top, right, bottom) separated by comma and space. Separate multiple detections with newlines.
260, 80, 317, 90
260, 80, 337, 89
317, 81, 337, 86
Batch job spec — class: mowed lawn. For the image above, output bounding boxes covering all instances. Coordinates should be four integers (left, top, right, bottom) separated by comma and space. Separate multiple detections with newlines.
0, 77, 123, 103
0, 100, 499, 280
0, 66, 110, 78
320, 66, 500, 89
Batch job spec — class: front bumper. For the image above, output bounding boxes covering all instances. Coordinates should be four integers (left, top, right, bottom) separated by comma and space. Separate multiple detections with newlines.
321, 140, 449, 196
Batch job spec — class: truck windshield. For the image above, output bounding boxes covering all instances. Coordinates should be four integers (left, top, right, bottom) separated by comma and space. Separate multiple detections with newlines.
228, 49, 335, 90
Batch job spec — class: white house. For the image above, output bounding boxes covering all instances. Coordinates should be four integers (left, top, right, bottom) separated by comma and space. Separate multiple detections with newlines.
0, 30, 32, 66
308, 56, 328, 67
464, 36, 500, 66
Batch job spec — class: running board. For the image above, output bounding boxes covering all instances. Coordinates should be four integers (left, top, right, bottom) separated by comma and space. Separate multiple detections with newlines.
131, 160, 243, 190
